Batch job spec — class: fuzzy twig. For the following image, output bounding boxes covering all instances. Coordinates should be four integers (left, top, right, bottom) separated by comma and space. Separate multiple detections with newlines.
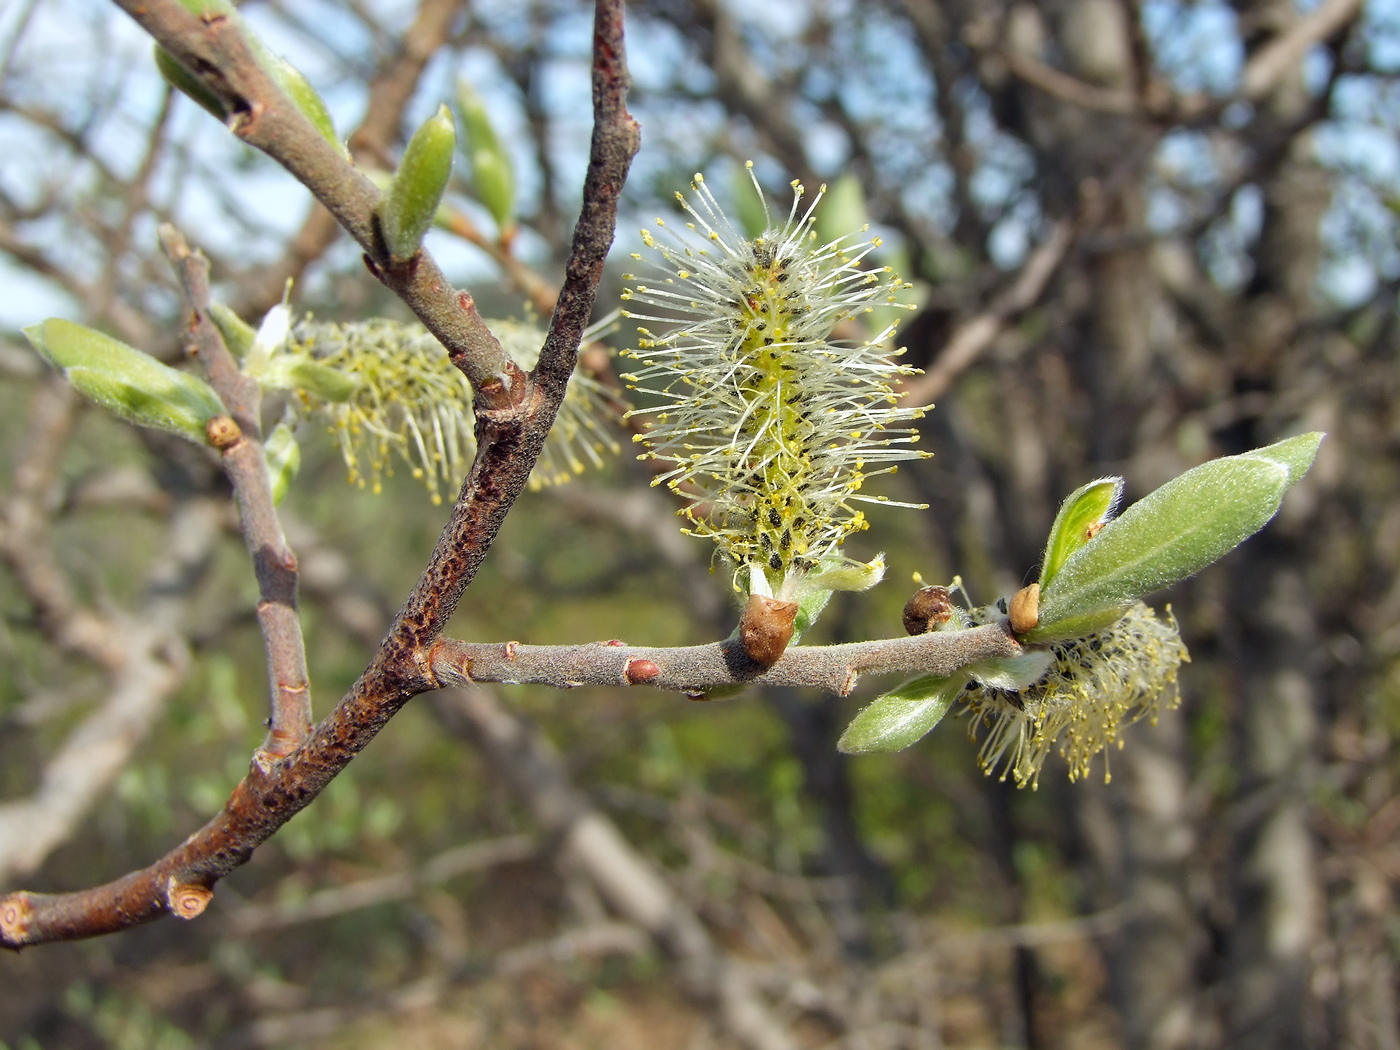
431, 622, 1022, 698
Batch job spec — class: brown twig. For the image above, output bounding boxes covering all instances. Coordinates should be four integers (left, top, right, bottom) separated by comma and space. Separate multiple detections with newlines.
161, 226, 312, 757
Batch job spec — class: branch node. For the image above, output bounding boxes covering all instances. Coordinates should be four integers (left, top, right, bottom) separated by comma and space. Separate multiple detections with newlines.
167, 879, 214, 920
205, 414, 242, 451
1, 894, 33, 946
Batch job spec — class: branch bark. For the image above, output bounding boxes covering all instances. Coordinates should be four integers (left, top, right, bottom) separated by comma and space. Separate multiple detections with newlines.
431, 622, 1021, 697
162, 226, 312, 757
0, 0, 639, 952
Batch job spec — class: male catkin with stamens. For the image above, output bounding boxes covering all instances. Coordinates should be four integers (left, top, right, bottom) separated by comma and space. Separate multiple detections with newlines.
620, 166, 929, 609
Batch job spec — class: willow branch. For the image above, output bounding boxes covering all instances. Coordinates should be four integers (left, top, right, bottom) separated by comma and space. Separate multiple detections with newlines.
110, 0, 512, 391
240, 0, 468, 316
160, 226, 311, 756
0, 0, 638, 951
431, 623, 1022, 697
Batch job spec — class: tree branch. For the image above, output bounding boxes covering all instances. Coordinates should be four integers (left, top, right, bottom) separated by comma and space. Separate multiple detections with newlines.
431, 622, 1021, 698
161, 226, 312, 756
0, 0, 639, 951
110, 0, 513, 391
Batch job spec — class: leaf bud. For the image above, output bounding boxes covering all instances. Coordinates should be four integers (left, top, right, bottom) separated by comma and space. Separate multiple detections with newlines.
154, 46, 230, 121
23, 319, 225, 444
456, 79, 516, 234
380, 104, 457, 261
266, 54, 344, 157
208, 302, 256, 359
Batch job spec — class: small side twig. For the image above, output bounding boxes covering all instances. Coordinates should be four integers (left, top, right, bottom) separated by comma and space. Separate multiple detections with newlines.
161, 225, 311, 757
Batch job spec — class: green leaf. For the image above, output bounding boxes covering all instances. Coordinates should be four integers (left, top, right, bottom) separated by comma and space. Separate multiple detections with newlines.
154, 46, 229, 121
837, 674, 968, 754
380, 104, 457, 260
263, 421, 301, 505
266, 55, 343, 157
262, 357, 359, 402
24, 320, 225, 444
456, 80, 515, 233
1031, 433, 1323, 641
1039, 476, 1122, 588
208, 302, 256, 360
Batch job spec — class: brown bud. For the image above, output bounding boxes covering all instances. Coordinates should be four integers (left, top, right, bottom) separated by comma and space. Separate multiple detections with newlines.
168, 879, 214, 920
902, 585, 953, 635
739, 593, 799, 667
624, 658, 661, 684
1, 893, 33, 943
1008, 583, 1040, 635
205, 414, 242, 451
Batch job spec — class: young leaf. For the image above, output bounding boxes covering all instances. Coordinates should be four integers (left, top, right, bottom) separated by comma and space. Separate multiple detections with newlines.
266, 55, 344, 157
838, 674, 968, 754
209, 302, 256, 360
23, 319, 225, 444
264, 421, 301, 505
154, 46, 229, 121
455, 80, 515, 234
1031, 433, 1323, 641
380, 104, 456, 260
262, 357, 360, 402
1039, 476, 1123, 588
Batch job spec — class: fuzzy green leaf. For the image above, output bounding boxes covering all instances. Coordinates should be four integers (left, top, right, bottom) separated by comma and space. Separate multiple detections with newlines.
838, 674, 968, 754
267, 55, 343, 157
24, 320, 225, 443
209, 302, 256, 360
264, 421, 301, 505
1032, 433, 1323, 640
456, 81, 515, 232
154, 46, 229, 121
1039, 476, 1123, 588
381, 104, 456, 260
